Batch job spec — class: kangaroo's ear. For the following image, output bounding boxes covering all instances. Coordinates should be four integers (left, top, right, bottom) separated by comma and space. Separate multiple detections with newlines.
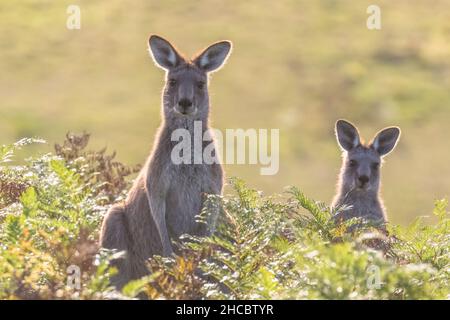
371, 127, 401, 156
335, 119, 361, 151
193, 41, 232, 73
148, 35, 183, 70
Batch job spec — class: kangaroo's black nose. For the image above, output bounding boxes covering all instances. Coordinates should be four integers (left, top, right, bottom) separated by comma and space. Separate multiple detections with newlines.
358, 175, 369, 184
178, 98, 193, 109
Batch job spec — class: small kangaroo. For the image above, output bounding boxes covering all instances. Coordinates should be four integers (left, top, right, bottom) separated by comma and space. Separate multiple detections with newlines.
332, 119, 401, 231
99, 35, 232, 288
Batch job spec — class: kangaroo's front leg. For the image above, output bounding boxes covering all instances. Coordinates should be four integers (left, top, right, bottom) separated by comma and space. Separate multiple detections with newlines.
199, 171, 223, 236
146, 178, 173, 257
199, 192, 221, 236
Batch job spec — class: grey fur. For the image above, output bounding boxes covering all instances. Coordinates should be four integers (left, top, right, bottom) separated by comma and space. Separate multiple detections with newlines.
99, 35, 232, 288
332, 119, 401, 230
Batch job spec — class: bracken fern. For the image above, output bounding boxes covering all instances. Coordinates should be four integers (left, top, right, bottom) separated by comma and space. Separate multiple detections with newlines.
0, 136, 448, 299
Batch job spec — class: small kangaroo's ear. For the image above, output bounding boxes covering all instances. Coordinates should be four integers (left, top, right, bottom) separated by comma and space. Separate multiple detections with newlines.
148, 35, 183, 70
193, 41, 232, 73
335, 119, 361, 151
371, 127, 401, 156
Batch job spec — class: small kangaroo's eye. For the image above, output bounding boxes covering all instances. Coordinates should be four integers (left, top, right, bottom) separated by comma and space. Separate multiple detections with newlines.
168, 79, 177, 87
349, 160, 358, 167
372, 162, 380, 170
197, 81, 205, 90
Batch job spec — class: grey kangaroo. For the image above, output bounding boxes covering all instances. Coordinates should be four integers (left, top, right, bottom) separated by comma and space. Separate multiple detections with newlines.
99, 35, 232, 288
332, 119, 401, 231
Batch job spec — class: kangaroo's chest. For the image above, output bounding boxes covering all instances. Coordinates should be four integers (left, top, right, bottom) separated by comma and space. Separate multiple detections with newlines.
165, 164, 217, 238
336, 195, 386, 224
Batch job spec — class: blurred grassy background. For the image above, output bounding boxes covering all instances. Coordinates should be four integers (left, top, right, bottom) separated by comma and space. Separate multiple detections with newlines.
1, 0, 449, 224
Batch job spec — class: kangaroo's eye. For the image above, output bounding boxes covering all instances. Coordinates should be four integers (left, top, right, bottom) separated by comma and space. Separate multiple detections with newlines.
197, 81, 205, 90
349, 160, 358, 167
372, 162, 380, 170
168, 79, 177, 87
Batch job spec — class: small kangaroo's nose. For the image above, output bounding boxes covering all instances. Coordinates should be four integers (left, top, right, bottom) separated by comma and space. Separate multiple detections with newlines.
178, 98, 193, 110
358, 175, 369, 184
